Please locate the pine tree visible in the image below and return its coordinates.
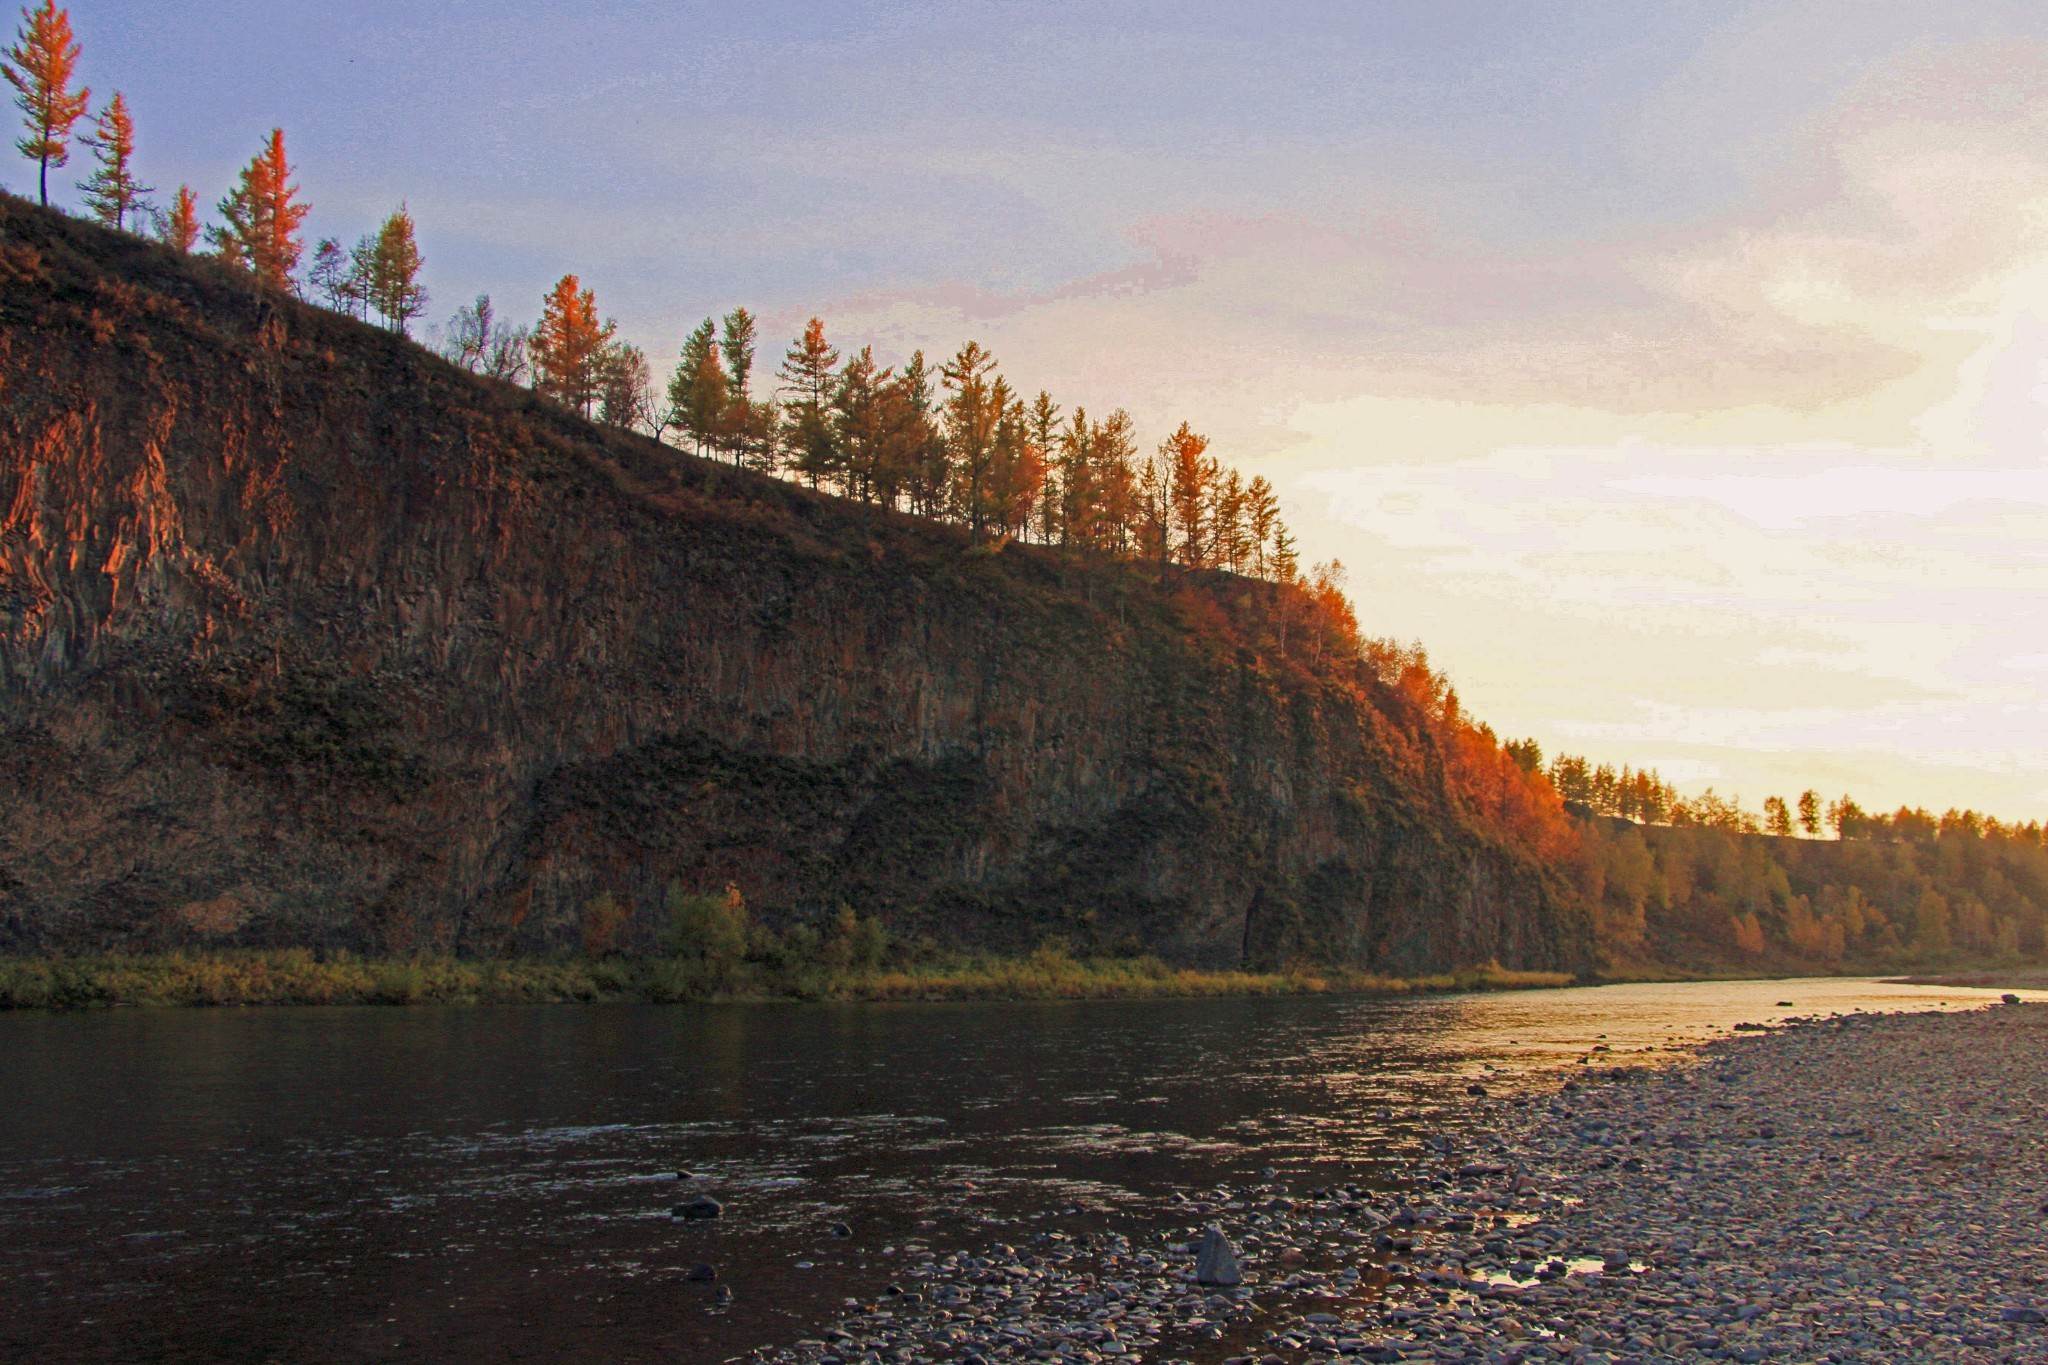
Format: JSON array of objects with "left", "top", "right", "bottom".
[
  {"left": 1270, "top": 523, "right": 1299, "bottom": 583},
  {"left": 156, "top": 183, "right": 198, "bottom": 253},
  {"left": 833, "top": 345, "right": 890, "bottom": 502},
  {"left": 1245, "top": 476, "right": 1279, "bottom": 580},
  {"left": 363, "top": 205, "right": 426, "bottom": 334},
  {"left": 1090, "top": 411, "right": 1139, "bottom": 555},
  {"left": 1211, "top": 468, "right": 1249, "bottom": 573},
  {"left": 720, "top": 307, "right": 757, "bottom": 399},
  {"left": 941, "top": 341, "right": 1002, "bottom": 541},
  {"left": 668, "top": 318, "right": 730, "bottom": 458},
  {"left": 718, "top": 308, "right": 766, "bottom": 467},
  {"left": 1161, "top": 422, "right": 1214, "bottom": 568},
  {"left": 1135, "top": 438, "right": 1169, "bottom": 564},
  {"left": 896, "top": 350, "right": 949, "bottom": 516},
  {"left": 210, "top": 129, "right": 310, "bottom": 291},
  {"left": 77, "top": 91, "right": 148, "bottom": 229},
  {"left": 3, "top": 0, "right": 87, "bottom": 208},
  {"left": 778, "top": 318, "right": 840, "bottom": 488},
  {"left": 530, "top": 274, "right": 614, "bottom": 417}
]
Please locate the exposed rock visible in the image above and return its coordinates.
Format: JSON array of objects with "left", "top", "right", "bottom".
[
  {"left": 0, "top": 198, "right": 1587, "bottom": 974},
  {"left": 1195, "top": 1224, "right": 1242, "bottom": 1286}
]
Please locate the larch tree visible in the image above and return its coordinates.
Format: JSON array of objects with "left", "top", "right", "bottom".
[
  {"left": 364, "top": 205, "right": 426, "bottom": 334},
  {"left": 211, "top": 129, "right": 310, "bottom": 291},
  {"left": 778, "top": 318, "right": 840, "bottom": 488},
  {"left": 1161, "top": 422, "right": 1214, "bottom": 568},
  {"left": 156, "top": 184, "right": 198, "bottom": 252},
  {"left": 832, "top": 345, "right": 890, "bottom": 502},
  {"left": 530, "top": 274, "right": 614, "bottom": 417},
  {"left": 718, "top": 308, "right": 769, "bottom": 468},
  {"left": 1763, "top": 795, "right": 1794, "bottom": 839},
  {"left": 1245, "top": 476, "right": 1280, "bottom": 580},
  {"left": 1797, "top": 789, "right": 1822, "bottom": 838},
  {"left": 3, "top": 0, "right": 86, "bottom": 207},
  {"left": 720, "top": 307, "right": 757, "bottom": 400},
  {"left": 940, "top": 340, "right": 1001, "bottom": 541},
  {"left": 1090, "top": 410, "right": 1139, "bottom": 555},
  {"left": 896, "top": 350, "right": 948, "bottom": 517},
  {"left": 77, "top": 90, "right": 148, "bottom": 228},
  {"left": 668, "top": 318, "right": 730, "bottom": 458},
  {"left": 1024, "top": 391, "right": 1061, "bottom": 543}
]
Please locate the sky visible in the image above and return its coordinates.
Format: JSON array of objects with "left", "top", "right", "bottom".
[{"left": 51, "top": 0, "right": 2048, "bottom": 818}]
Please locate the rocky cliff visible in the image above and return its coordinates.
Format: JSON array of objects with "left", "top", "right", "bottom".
[{"left": 0, "top": 200, "right": 1590, "bottom": 973}]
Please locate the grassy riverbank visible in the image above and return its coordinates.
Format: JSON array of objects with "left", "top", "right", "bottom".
[{"left": 0, "top": 950, "right": 1572, "bottom": 1010}]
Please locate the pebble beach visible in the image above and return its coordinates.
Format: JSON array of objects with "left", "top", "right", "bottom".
[{"left": 752, "top": 1001, "right": 2047, "bottom": 1365}]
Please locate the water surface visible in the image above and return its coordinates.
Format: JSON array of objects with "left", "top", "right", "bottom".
[{"left": 0, "top": 977, "right": 2029, "bottom": 1362}]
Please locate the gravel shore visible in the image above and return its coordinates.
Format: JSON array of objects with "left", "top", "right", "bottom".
[{"left": 751, "top": 1002, "right": 2047, "bottom": 1365}]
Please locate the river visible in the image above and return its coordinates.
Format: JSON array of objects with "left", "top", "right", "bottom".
[{"left": 0, "top": 977, "right": 2031, "bottom": 1363}]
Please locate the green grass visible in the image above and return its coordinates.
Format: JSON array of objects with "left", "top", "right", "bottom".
[{"left": 0, "top": 950, "right": 1573, "bottom": 1010}]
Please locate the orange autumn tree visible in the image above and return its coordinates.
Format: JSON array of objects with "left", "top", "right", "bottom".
[
  {"left": 530, "top": 275, "right": 615, "bottom": 418},
  {"left": 158, "top": 183, "right": 198, "bottom": 252},
  {"left": 212, "top": 128, "right": 310, "bottom": 290},
  {"left": 3, "top": 0, "right": 88, "bottom": 207},
  {"left": 77, "top": 90, "right": 148, "bottom": 229}
]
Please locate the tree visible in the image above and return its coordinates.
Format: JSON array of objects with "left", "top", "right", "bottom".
[
  {"left": 597, "top": 340, "right": 654, "bottom": 431},
  {"left": 1826, "top": 795, "right": 1867, "bottom": 840},
  {"left": 362, "top": 204, "right": 426, "bottom": 334},
  {"left": 1210, "top": 468, "right": 1249, "bottom": 573},
  {"left": 940, "top": 341, "right": 1001, "bottom": 540},
  {"left": 1269, "top": 523, "right": 1299, "bottom": 583},
  {"left": 1161, "top": 422, "right": 1214, "bottom": 568},
  {"left": 1023, "top": 391, "right": 1060, "bottom": 542},
  {"left": 530, "top": 274, "right": 614, "bottom": 417},
  {"left": 778, "top": 318, "right": 840, "bottom": 487},
  {"left": 1763, "top": 795, "right": 1793, "bottom": 838},
  {"left": 441, "top": 294, "right": 528, "bottom": 381},
  {"left": 895, "top": 350, "right": 948, "bottom": 516},
  {"left": 3, "top": 0, "right": 87, "bottom": 207},
  {"left": 720, "top": 307, "right": 757, "bottom": 400},
  {"left": 210, "top": 129, "right": 310, "bottom": 290},
  {"left": 77, "top": 91, "right": 148, "bottom": 229},
  {"left": 1797, "top": 789, "right": 1821, "bottom": 838},
  {"left": 1245, "top": 476, "right": 1280, "bottom": 579},
  {"left": 308, "top": 237, "right": 364, "bottom": 315},
  {"left": 832, "top": 344, "right": 889, "bottom": 501},
  {"left": 669, "top": 317, "right": 730, "bottom": 458},
  {"left": 155, "top": 183, "right": 198, "bottom": 253}
]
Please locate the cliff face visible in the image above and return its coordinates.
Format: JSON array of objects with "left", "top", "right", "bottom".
[{"left": 0, "top": 201, "right": 1591, "bottom": 973}]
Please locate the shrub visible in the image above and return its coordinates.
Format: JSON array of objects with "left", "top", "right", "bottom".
[{"left": 661, "top": 883, "right": 749, "bottom": 972}]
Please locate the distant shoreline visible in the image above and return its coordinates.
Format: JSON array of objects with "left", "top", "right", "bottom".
[{"left": 0, "top": 952, "right": 1574, "bottom": 1010}]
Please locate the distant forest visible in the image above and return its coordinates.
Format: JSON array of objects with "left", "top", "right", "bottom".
[{"left": 11, "top": 0, "right": 2047, "bottom": 974}]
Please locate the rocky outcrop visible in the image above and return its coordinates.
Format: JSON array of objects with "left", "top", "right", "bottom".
[{"left": 0, "top": 199, "right": 1590, "bottom": 972}]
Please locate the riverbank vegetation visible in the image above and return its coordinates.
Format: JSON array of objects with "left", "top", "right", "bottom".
[
  {"left": 0, "top": 886, "right": 1568, "bottom": 1008},
  {"left": 0, "top": 949, "right": 1569, "bottom": 1010}
]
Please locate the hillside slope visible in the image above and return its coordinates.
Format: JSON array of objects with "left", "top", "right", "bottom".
[{"left": 0, "top": 200, "right": 1590, "bottom": 973}]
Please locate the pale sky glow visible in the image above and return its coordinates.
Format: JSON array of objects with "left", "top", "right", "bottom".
[{"left": 61, "top": 0, "right": 2048, "bottom": 817}]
